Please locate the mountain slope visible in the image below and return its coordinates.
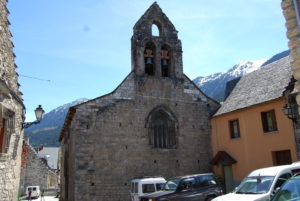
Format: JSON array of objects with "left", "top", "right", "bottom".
[
  {"left": 25, "top": 98, "right": 88, "bottom": 147},
  {"left": 261, "top": 50, "right": 290, "bottom": 67},
  {"left": 193, "top": 59, "right": 267, "bottom": 101}
]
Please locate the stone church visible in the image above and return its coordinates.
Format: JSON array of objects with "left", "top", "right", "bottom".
[{"left": 59, "top": 3, "right": 219, "bottom": 201}]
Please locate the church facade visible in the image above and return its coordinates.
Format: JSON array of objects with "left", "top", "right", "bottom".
[{"left": 59, "top": 3, "right": 219, "bottom": 201}]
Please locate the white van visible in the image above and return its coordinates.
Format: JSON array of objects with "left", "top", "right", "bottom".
[
  {"left": 212, "top": 163, "right": 300, "bottom": 201},
  {"left": 26, "top": 186, "right": 41, "bottom": 199},
  {"left": 130, "top": 177, "right": 166, "bottom": 201}
]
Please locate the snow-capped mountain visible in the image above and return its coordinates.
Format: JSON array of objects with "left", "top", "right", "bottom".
[
  {"left": 25, "top": 98, "right": 88, "bottom": 147},
  {"left": 193, "top": 59, "right": 267, "bottom": 101},
  {"left": 193, "top": 50, "right": 290, "bottom": 101}
]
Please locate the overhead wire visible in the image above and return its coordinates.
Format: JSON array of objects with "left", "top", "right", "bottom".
[{"left": 19, "top": 74, "right": 51, "bottom": 82}]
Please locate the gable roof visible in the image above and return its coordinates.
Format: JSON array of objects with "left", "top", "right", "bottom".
[
  {"left": 133, "top": 2, "right": 177, "bottom": 34},
  {"left": 214, "top": 56, "right": 292, "bottom": 116}
]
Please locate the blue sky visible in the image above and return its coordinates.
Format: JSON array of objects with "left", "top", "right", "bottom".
[{"left": 8, "top": 0, "right": 288, "bottom": 121}]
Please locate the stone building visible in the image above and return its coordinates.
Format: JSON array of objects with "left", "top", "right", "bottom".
[
  {"left": 19, "top": 140, "right": 59, "bottom": 194},
  {"left": 19, "top": 142, "right": 49, "bottom": 194},
  {"left": 282, "top": 0, "right": 300, "bottom": 159},
  {"left": 0, "top": 0, "right": 25, "bottom": 200},
  {"left": 59, "top": 3, "right": 219, "bottom": 201}
]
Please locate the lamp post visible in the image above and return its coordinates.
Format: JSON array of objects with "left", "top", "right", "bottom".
[
  {"left": 22, "top": 105, "right": 45, "bottom": 129},
  {"left": 282, "top": 103, "right": 298, "bottom": 122}
]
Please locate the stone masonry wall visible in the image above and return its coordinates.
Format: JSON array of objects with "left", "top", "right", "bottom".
[
  {"left": 67, "top": 75, "right": 219, "bottom": 201},
  {"left": 0, "top": 0, "right": 24, "bottom": 200},
  {"left": 19, "top": 144, "right": 49, "bottom": 194},
  {"left": 282, "top": 0, "right": 300, "bottom": 159},
  {"left": 0, "top": 0, "right": 21, "bottom": 96},
  {"left": 0, "top": 98, "right": 24, "bottom": 201}
]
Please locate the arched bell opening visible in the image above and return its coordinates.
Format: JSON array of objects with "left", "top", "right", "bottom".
[
  {"left": 144, "top": 42, "right": 156, "bottom": 76},
  {"left": 151, "top": 21, "right": 162, "bottom": 37},
  {"left": 161, "top": 45, "right": 171, "bottom": 77}
]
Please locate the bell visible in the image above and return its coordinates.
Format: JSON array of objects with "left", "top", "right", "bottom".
[
  {"left": 162, "top": 59, "right": 168, "bottom": 66},
  {"left": 146, "top": 57, "right": 153, "bottom": 65}
]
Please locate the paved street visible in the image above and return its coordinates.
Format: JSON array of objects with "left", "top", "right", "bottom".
[{"left": 21, "top": 196, "right": 59, "bottom": 201}]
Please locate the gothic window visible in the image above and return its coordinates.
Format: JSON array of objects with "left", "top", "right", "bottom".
[
  {"left": 144, "top": 42, "right": 155, "bottom": 76},
  {"left": 161, "top": 45, "right": 170, "bottom": 77},
  {"left": 147, "top": 107, "right": 177, "bottom": 149}
]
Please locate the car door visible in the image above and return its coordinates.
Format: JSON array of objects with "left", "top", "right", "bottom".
[
  {"left": 191, "top": 175, "right": 220, "bottom": 201},
  {"left": 172, "top": 177, "right": 199, "bottom": 201}
]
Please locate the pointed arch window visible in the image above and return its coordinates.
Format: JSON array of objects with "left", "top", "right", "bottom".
[
  {"left": 161, "top": 45, "right": 170, "bottom": 77},
  {"left": 144, "top": 42, "right": 155, "bottom": 76},
  {"left": 146, "top": 106, "right": 177, "bottom": 149}
]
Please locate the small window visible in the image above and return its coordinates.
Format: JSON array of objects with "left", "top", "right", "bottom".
[
  {"left": 156, "top": 183, "right": 164, "bottom": 191},
  {"left": 261, "top": 110, "right": 278, "bottom": 133},
  {"left": 229, "top": 119, "right": 240, "bottom": 139},
  {"left": 179, "top": 178, "right": 196, "bottom": 190},
  {"left": 134, "top": 182, "right": 138, "bottom": 193},
  {"left": 131, "top": 182, "right": 134, "bottom": 193},
  {"left": 198, "top": 175, "right": 217, "bottom": 187},
  {"left": 142, "top": 184, "right": 155, "bottom": 193},
  {"left": 272, "top": 150, "right": 292, "bottom": 166},
  {"left": 152, "top": 24, "right": 160, "bottom": 36}
]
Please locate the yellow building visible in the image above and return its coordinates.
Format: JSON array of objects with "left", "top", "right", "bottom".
[{"left": 211, "top": 55, "right": 298, "bottom": 192}]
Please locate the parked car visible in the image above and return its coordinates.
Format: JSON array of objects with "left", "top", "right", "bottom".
[
  {"left": 25, "top": 186, "right": 41, "bottom": 199},
  {"left": 131, "top": 176, "right": 166, "bottom": 201},
  {"left": 212, "top": 164, "right": 300, "bottom": 201},
  {"left": 271, "top": 174, "right": 300, "bottom": 201},
  {"left": 140, "top": 173, "right": 223, "bottom": 201}
]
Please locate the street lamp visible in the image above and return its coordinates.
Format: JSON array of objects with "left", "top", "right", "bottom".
[
  {"left": 22, "top": 105, "right": 45, "bottom": 129},
  {"left": 282, "top": 104, "right": 298, "bottom": 122}
]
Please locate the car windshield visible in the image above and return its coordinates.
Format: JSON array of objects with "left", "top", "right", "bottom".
[
  {"left": 272, "top": 177, "right": 300, "bottom": 201},
  {"left": 236, "top": 176, "right": 274, "bottom": 194},
  {"left": 164, "top": 178, "right": 181, "bottom": 191}
]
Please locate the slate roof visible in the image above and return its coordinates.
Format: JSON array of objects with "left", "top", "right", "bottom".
[{"left": 214, "top": 56, "right": 292, "bottom": 116}]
